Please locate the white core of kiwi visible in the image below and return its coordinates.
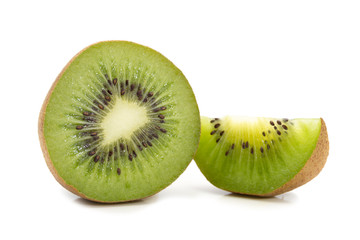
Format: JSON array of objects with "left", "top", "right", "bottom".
[
  {"left": 224, "top": 116, "right": 260, "bottom": 127},
  {"left": 100, "top": 97, "right": 149, "bottom": 145}
]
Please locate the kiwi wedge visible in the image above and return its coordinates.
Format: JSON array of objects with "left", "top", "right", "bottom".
[
  {"left": 194, "top": 116, "right": 329, "bottom": 196},
  {"left": 38, "top": 41, "right": 200, "bottom": 203}
]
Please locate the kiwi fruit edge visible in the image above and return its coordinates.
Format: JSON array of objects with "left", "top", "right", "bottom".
[
  {"left": 260, "top": 118, "right": 328, "bottom": 196},
  {"left": 194, "top": 116, "right": 329, "bottom": 197},
  {"left": 39, "top": 41, "right": 200, "bottom": 203}
]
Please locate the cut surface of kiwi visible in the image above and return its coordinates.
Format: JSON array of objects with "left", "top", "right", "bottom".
[
  {"left": 39, "top": 41, "right": 200, "bottom": 203},
  {"left": 194, "top": 116, "right": 329, "bottom": 196}
]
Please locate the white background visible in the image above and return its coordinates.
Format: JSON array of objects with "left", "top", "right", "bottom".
[{"left": 1, "top": 0, "right": 359, "bottom": 239}]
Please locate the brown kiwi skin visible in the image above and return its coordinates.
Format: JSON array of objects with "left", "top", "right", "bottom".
[
  {"left": 228, "top": 118, "right": 329, "bottom": 197},
  {"left": 38, "top": 41, "right": 197, "bottom": 203}
]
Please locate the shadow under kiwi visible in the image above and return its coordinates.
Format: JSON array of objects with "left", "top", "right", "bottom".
[
  {"left": 192, "top": 183, "right": 298, "bottom": 204},
  {"left": 61, "top": 188, "right": 159, "bottom": 207},
  {"left": 222, "top": 191, "right": 298, "bottom": 204},
  {"left": 74, "top": 194, "right": 159, "bottom": 207}
]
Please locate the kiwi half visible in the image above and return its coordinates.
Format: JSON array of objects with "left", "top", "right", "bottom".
[
  {"left": 194, "top": 116, "right": 329, "bottom": 196},
  {"left": 38, "top": 41, "right": 200, "bottom": 203}
]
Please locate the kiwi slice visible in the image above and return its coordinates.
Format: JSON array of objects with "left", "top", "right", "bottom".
[
  {"left": 194, "top": 116, "right": 329, "bottom": 196},
  {"left": 38, "top": 41, "right": 200, "bottom": 203}
]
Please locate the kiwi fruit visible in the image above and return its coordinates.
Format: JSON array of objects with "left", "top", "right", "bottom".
[
  {"left": 194, "top": 116, "right": 329, "bottom": 196},
  {"left": 38, "top": 41, "right": 200, "bottom": 203}
]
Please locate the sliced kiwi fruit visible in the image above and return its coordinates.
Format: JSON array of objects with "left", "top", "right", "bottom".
[
  {"left": 194, "top": 116, "right": 329, "bottom": 196},
  {"left": 38, "top": 41, "right": 200, "bottom": 203}
]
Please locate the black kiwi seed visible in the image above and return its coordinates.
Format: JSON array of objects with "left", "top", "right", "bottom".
[
  {"left": 210, "top": 119, "right": 215, "bottom": 123},
  {"left": 85, "top": 117, "right": 96, "bottom": 122},
  {"left": 152, "top": 133, "right": 159, "bottom": 139},
  {"left": 245, "top": 141, "right": 249, "bottom": 148},
  {"left": 158, "top": 114, "right": 165, "bottom": 119},
  {"left": 109, "top": 151, "right": 113, "bottom": 157},
  {"left": 159, "top": 128, "right": 167, "bottom": 133},
  {"left": 270, "top": 121, "right": 275, "bottom": 126},
  {"left": 159, "top": 120, "right": 165, "bottom": 123},
  {"left": 130, "top": 84, "right": 135, "bottom": 91},
  {"left": 147, "top": 92, "right": 154, "bottom": 97},
  {"left": 214, "top": 123, "right": 220, "bottom": 128},
  {"left": 147, "top": 141, "right": 152, "bottom": 147},
  {"left": 137, "top": 89, "right": 142, "bottom": 96},
  {"left": 277, "top": 130, "right": 281, "bottom": 135},
  {"left": 267, "top": 144, "right": 270, "bottom": 150},
  {"left": 88, "top": 150, "right": 96, "bottom": 156},
  {"left": 128, "top": 154, "right": 133, "bottom": 161},
  {"left": 274, "top": 126, "right": 277, "bottom": 130},
  {"left": 283, "top": 118, "right": 289, "bottom": 123},
  {"left": 142, "top": 141, "right": 148, "bottom": 148},
  {"left": 107, "top": 89, "right": 112, "bottom": 95},
  {"left": 83, "top": 111, "right": 90, "bottom": 116},
  {"left": 225, "top": 151, "right": 229, "bottom": 156},
  {"left": 282, "top": 125, "right": 288, "bottom": 130},
  {"left": 250, "top": 148, "right": 254, "bottom": 154},
  {"left": 220, "top": 131, "right": 225, "bottom": 136},
  {"left": 113, "top": 78, "right": 118, "bottom": 85},
  {"left": 210, "top": 130, "right": 217, "bottom": 135},
  {"left": 125, "top": 80, "right": 129, "bottom": 86},
  {"left": 98, "top": 104, "right": 104, "bottom": 110},
  {"left": 260, "top": 147, "right": 264, "bottom": 153},
  {"left": 277, "top": 120, "right": 282, "bottom": 125},
  {"left": 120, "top": 143, "right": 125, "bottom": 151},
  {"left": 76, "top": 125, "right": 84, "bottom": 130},
  {"left": 94, "top": 155, "right": 100, "bottom": 162},
  {"left": 132, "top": 151, "right": 137, "bottom": 158},
  {"left": 231, "top": 144, "right": 235, "bottom": 149},
  {"left": 262, "top": 131, "right": 266, "bottom": 137},
  {"left": 160, "top": 106, "right": 166, "bottom": 110},
  {"left": 121, "top": 88, "right": 125, "bottom": 95},
  {"left": 117, "top": 168, "right": 121, "bottom": 175},
  {"left": 137, "top": 145, "right": 143, "bottom": 151},
  {"left": 242, "top": 142, "right": 246, "bottom": 149},
  {"left": 105, "top": 95, "right": 111, "bottom": 101},
  {"left": 216, "top": 138, "right": 221, "bottom": 143},
  {"left": 90, "top": 132, "right": 97, "bottom": 136}
]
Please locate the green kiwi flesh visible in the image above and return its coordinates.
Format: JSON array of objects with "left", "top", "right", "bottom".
[
  {"left": 195, "top": 116, "right": 329, "bottom": 196},
  {"left": 39, "top": 41, "right": 200, "bottom": 202}
]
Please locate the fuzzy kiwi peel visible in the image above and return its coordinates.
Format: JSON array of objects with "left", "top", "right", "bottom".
[
  {"left": 194, "top": 116, "right": 329, "bottom": 197},
  {"left": 39, "top": 41, "right": 200, "bottom": 203}
]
